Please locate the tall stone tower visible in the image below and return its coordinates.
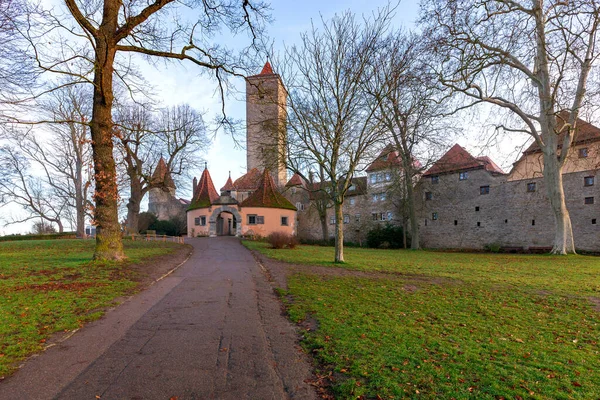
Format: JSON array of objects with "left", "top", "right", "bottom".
[
  {"left": 148, "top": 157, "right": 179, "bottom": 220},
  {"left": 246, "top": 61, "right": 287, "bottom": 186}
]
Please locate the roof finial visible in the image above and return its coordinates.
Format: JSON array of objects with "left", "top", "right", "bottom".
[
  {"left": 229, "top": 170, "right": 231, "bottom": 177},
  {"left": 204, "top": 161, "right": 207, "bottom": 170}
]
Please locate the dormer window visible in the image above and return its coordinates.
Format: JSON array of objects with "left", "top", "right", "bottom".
[
  {"left": 579, "top": 148, "right": 589, "bottom": 158},
  {"left": 527, "top": 182, "right": 536, "bottom": 192},
  {"left": 459, "top": 172, "right": 468, "bottom": 181}
]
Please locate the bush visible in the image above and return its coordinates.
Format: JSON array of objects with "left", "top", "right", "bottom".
[
  {"left": 366, "top": 224, "right": 409, "bottom": 249},
  {"left": 267, "top": 232, "right": 298, "bottom": 249},
  {"left": 484, "top": 243, "right": 502, "bottom": 253},
  {"left": 148, "top": 219, "right": 178, "bottom": 236},
  {"left": 0, "top": 232, "right": 77, "bottom": 242}
]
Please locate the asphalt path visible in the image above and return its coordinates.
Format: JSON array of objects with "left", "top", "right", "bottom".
[{"left": 0, "top": 237, "right": 316, "bottom": 400}]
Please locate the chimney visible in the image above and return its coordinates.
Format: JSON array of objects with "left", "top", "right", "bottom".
[{"left": 192, "top": 177, "right": 198, "bottom": 194}]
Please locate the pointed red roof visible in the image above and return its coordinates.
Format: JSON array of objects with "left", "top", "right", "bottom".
[
  {"left": 233, "top": 168, "right": 262, "bottom": 190},
  {"left": 524, "top": 111, "right": 600, "bottom": 154},
  {"left": 260, "top": 61, "right": 274, "bottom": 75},
  {"left": 286, "top": 172, "right": 305, "bottom": 187},
  {"left": 188, "top": 168, "right": 220, "bottom": 210},
  {"left": 152, "top": 157, "right": 175, "bottom": 188},
  {"left": 220, "top": 174, "right": 235, "bottom": 192},
  {"left": 240, "top": 169, "right": 296, "bottom": 210},
  {"left": 424, "top": 144, "right": 503, "bottom": 176}
]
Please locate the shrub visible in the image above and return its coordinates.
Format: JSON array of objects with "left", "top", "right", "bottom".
[
  {"left": 484, "top": 242, "right": 502, "bottom": 253},
  {"left": 366, "top": 224, "right": 409, "bottom": 249},
  {"left": 148, "top": 219, "right": 178, "bottom": 236},
  {"left": 267, "top": 232, "right": 298, "bottom": 249}
]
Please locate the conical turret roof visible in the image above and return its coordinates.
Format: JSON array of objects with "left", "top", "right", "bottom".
[
  {"left": 220, "top": 173, "right": 235, "bottom": 192},
  {"left": 188, "top": 167, "right": 220, "bottom": 210},
  {"left": 240, "top": 169, "right": 297, "bottom": 210},
  {"left": 152, "top": 157, "right": 175, "bottom": 188}
]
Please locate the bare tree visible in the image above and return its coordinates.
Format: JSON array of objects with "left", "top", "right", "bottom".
[
  {"left": 421, "top": 0, "right": 600, "bottom": 254},
  {"left": 0, "top": 146, "right": 68, "bottom": 232},
  {"left": 367, "top": 31, "right": 452, "bottom": 250},
  {"left": 284, "top": 9, "right": 392, "bottom": 262},
  {"left": 115, "top": 103, "right": 208, "bottom": 233},
  {"left": 18, "top": 0, "right": 270, "bottom": 259}
]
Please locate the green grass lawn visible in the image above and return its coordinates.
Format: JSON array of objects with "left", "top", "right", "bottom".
[
  {"left": 0, "top": 239, "right": 181, "bottom": 377},
  {"left": 245, "top": 241, "right": 600, "bottom": 399}
]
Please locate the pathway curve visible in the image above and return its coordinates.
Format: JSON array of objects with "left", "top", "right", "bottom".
[{"left": 0, "top": 237, "right": 316, "bottom": 400}]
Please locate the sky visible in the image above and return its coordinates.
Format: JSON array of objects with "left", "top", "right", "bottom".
[{"left": 1, "top": 0, "right": 530, "bottom": 235}]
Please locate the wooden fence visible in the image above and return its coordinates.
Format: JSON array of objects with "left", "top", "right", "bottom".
[{"left": 130, "top": 231, "right": 185, "bottom": 244}]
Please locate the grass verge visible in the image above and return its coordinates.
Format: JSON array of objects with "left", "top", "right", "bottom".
[
  {"left": 246, "top": 241, "right": 600, "bottom": 399},
  {"left": 0, "top": 239, "right": 182, "bottom": 378}
]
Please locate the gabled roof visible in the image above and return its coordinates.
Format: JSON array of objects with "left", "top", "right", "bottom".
[
  {"left": 307, "top": 176, "right": 368, "bottom": 200},
  {"left": 286, "top": 172, "right": 305, "bottom": 187},
  {"left": 152, "top": 157, "right": 175, "bottom": 188},
  {"left": 233, "top": 168, "right": 262, "bottom": 191},
  {"left": 221, "top": 174, "right": 235, "bottom": 192},
  {"left": 424, "top": 144, "right": 504, "bottom": 176},
  {"left": 188, "top": 168, "right": 220, "bottom": 210},
  {"left": 524, "top": 111, "right": 600, "bottom": 154},
  {"left": 260, "top": 61, "right": 274, "bottom": 75},
  {"left": 239, "top": 169, "right": 297, "bottom": 210},
  {"left": 366, "top": 144, "right": 422, "bottom": 172}
]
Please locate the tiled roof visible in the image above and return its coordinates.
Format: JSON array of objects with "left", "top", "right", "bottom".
[
  {"left": 188, "top": 168, "right": 220, "bottom": 210},
  {"left": 152, "top": 157, "right": 175, "bottom": 188},
  {"left": 233, "top": 168, "right": 262, "bottom": 190},
  {"left": 286, "top": 172, "right": 305, "bottom": 187},
  {"left": 524, "top": 111, "right": 600, "bottom": 154},
  {"left": 307, "top": 176, "right": 367, "bottom": 200},
  {"left": 220, "top": 174, "right": 235, "bottom": 192},
  {"left": 424, "top": 144, "right": 504, "bottom": 176},
  {"left": 260, "top": 61, "right": 274, "bottom": 75},
  {"left": 239, "top": 169, "right": 297, "bottom": 210},
  {"left": 366, "top": 144, "right": 422, "bottom": 172}
]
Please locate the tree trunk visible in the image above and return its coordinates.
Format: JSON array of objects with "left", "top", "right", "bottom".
[
  {"left": 126, "top": 178, "right": 143, "bottom": 233},
  {"left": 319, "top": 211, "right": 329, "bottom": 241},
  {"left": 90, "top": 5, "right": 124, "bottom": 260},
  {"left": 543, "top": 149, "right": 576, "bottom": 254},
  {"left": 75, "top": 156, "right": 86, "bottom": 238},
  {"left": 404, "top": 170, "right": 420, "bottom": 250},
  {"left": 334, "top": 201, "right": 344, "bottom": 262}
]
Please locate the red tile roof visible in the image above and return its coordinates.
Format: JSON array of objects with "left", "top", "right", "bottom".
[
  {"left": 286, "top": 172, "right": 305, "bottom": 187},
  {"left": 151, "top": 157, "right": 175, "bottom": 188},
  {"left": 240, "top": 169, "right": 296, "bottom": 210},
  {"left": 188, "top": 168, "right": 220, "bottom": 210},
  {"left": 366, "top": 144, "right": 422, "bottom": 172},
  {"left": 424, "top": 144, "right": 504, "bottom": 176},
  {"left": 260, "top": 61, "right": 274, "bottom": 75},
  {"left": 220, "top": 174, "right": 235, "bottom": 192},
  {"left": 524, "top": 111, "right": 600, "bottom": 154},
  {"left": 233, "top": 168, "right": 262, "bottom": 190}
]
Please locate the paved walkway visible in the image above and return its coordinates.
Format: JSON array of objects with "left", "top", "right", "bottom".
[{"left": 0, "top": 238, "right": 316, "bottom": 400}]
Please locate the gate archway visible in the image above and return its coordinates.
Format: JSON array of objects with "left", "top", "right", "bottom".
[{"left": 209, "top": 206, "right": 242, "bottom": 237}]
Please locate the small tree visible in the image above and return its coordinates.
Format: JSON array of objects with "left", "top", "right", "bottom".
[
  {"left": 421, "top": 0, "right": 600, "bottom": 254},
  {"left": 284, "top": 9, "right": 392, "bottom": 262}
]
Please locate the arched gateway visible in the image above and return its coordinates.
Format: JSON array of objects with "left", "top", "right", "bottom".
[{"left": 208, "top": 206, "right": 242, "bottom": 237}]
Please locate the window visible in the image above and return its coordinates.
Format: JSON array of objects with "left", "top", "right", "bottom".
[
  {"left": 432, "top": 212, "right": 438, "bottom": 221},
  {"left": 454, "top": 220, "right": 458, "bottom": 226},
  {"left": 380, "top": 192, "right": 386, "bottom": 201},
  {"left": 372, "top": 213, "right": 378, "bottom": 221},
  {"left": 527, "top": 182, "right": 536, "bottom": 192},
  {"left": 459, "top": 171, "right": 468, "bottom": 181},
  {"left": 194, "top": 217, "right": 200, "bottom": 226},
  {"left": 343, "top": 214, "right": 350, "bottom": 224},
  {"left": 200, "top": 216, "right": 206, "bottom": 226},
  {"left": 291, "top": 187, "right": 296, "bottom": 194},
  {"left": 330, "top": 216, "right": 336, "bottom": 225},
  {"left": 505, "top": 219, "right": 508, "bottom": 224},
  {"left": 296, "top": 202, "right": 305, "bottom": 211},
  {"left": 372, "top": 194, "right": 378, "bottom": 203},
  {"left": 385, "top": 172, "right": 391, "bottom": 182},
  {"left": 585, "top": 196, "right": 595, "bottom": 205},
  {"left": 380, "top": 212, "right": 387, "bottom": 221},
  {"left": 477, "top": 222, "right": 481, "bottom": 227},
  {"left": 355, "top": 214, "right": 361, "bottom": 222},
  {"left": 592, "top": 219, "right": 597, "bottom": 225},
  {"left": 281, "top": 216, "right": 288, "bottom": 226},
  {"left": 349, "top": 198, "right": 355, "bottom": 205},
  {"left": 532, "top": 220, "right": 535, "bottom": 226},
  {"left": 377, "top": 173, "right": 384, "bottom": 182},
  {"left": 480, "top": 185, "right": 490, "bottom": 195},
  {"left": 584, "top": 176, "right": 595, "bottom": 187},
  {"left": 387, "top": 211, "right": 393, "bottom": 221},
  {"left": 248, "top": 215, "right": 257, "bottom": 225},
  {"left": 257, "top": 216, "right": 264, "bottom": 224},
  {"left": 425, "top": 192, "right": 433, "bottom": 201},
  {"left": 370, "top": 174, "right": 377, "bottom": 184},
  {"left": 349, "top": 184, "right": 356, "bottom": 191},
  {"left": 579, "top": 147, "right": 589, "bottom": 158},
  {"left": 475, "top": 206, "right": 480, "bottom": 212},
  {"left": 431, "top": 176, "right": 439, "bottom": 184}
]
